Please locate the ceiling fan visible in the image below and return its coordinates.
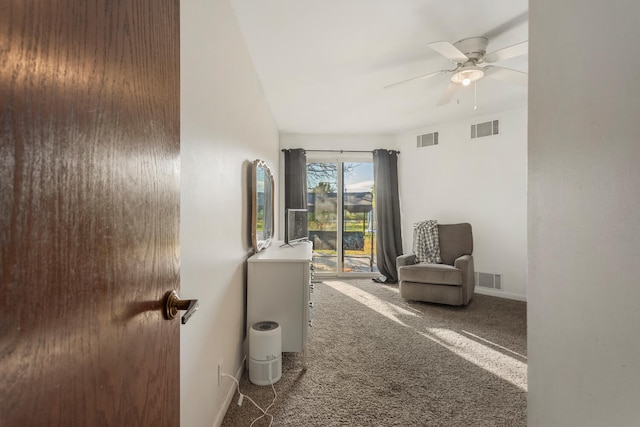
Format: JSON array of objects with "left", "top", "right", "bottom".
[{"left": 385, "top": 37, "right": 528, "bottom": 106}]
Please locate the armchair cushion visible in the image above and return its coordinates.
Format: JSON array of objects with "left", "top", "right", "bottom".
[
  {"left": 398, "top": 263, "right": 462, "bottom": 285},
  {"left": 438, "top": 223, "right": 473, "bottom": 265}
]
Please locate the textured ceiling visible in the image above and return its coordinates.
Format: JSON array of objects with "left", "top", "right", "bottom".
[{"left": 230, "top": 0, "right": 528, "bottom": 134}]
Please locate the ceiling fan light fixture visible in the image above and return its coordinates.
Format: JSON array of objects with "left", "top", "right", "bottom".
[{"left": 451, "top": 66, "right": 484, "bottom": 86}]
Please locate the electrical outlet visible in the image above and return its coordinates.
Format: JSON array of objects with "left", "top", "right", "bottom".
[{"left": 217, "top": 359, "right": 223, "bottom": 387}]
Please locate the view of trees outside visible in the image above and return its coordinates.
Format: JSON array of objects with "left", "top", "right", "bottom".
[{"left": 307, "top": 161, "right": 378, "bottom": 273}]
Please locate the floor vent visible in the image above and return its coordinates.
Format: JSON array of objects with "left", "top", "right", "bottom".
[
  {"left": 417, "top": 131, "right": 438, "bottom": 148},
  {"left": 471, "top": 119, "right": 500, "bottom": 139},
  {"left": 477, "top": 272, "right": 502, "bottom": 290}
]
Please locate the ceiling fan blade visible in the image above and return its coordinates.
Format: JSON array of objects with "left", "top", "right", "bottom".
[
  {"left": 384, "top": 69, "right": 448, "bottom": 89},
  {"left": 484, "top": 41, "right": 528, "bottom": 63},
  {"left": 483, "top": 66, "right": 528, "bottom": 87},
  {"left": 483, "top": 11, "right": 528, "bottom": 41},
  {"left": 428, "top": 41, "right": 469, "bottom": 63},
  {"left": 436, "top": 82, "right": 460, "bottom": 106}
]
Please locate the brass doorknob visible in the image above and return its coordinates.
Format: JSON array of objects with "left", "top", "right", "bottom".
[{"left": 164, "top": 290, "right": 199, "bottom": 324}]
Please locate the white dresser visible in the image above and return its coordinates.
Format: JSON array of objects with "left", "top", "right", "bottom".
[{"left": 247, "top": 241, "right": 314, "bottom": 366}]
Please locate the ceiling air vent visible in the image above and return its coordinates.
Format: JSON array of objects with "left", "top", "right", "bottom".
[
  {"left": 417, "top": 131, "right": 438, "bottom": 148},
  {"left": 471, "top": 119, "right": 500, "bottom": 139}
]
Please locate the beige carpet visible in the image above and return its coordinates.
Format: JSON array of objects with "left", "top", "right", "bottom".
[{"left": 222, "top": 278, "right": 527, "bottom": 426}]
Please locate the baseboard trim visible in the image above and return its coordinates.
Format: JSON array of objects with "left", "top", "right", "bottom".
[
  {"left": 474, "top": 287, "right": 527, "bottom": 302},
  {"left": 213, "top": 355, "right": 247, "bottom": 427}
]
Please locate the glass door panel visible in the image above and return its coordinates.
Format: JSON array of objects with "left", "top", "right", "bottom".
[
  {"left": 343, "top": 162, "right": 378, "bottom": 273},
  {"left": 307, "top": 161, "right": 338, "bottom": 273}
]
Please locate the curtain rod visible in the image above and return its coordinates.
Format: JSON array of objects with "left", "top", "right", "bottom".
[{"left": 281, "top": 149, "right": 400, "bottom": 154}]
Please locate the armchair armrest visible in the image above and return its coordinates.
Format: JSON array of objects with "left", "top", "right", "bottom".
[
  {"left": 454, "top": 255, "right": 475, "bottom": 304},
  {"left": 396, "top": 253, "right": 417, "bottom": 268},
  {"left": 396, "top": 253, "right": 417, "bottom": 282}
]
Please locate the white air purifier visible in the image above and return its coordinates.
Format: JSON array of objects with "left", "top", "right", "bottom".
[{"left": 249, "top": 321, "right": 282, "bottom": 386}]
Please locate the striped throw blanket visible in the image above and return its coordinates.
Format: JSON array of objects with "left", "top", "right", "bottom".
[{"left": 414, "top": 220, "right": 442, "bottom": 264}]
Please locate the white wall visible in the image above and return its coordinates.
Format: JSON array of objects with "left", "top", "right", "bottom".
[
  {"left": 396, "top": 107, "right": 527, "bottom": 300},
  {"left": 180, "top": 0, "right": 279, "bottom": 426},
  {"left": 528, "top": 2, "right": 640, "bottom": 426}
]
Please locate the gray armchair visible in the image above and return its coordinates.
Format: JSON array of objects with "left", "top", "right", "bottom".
[{"left": 397, "top": 223, "right": 475, "bottom": 306}]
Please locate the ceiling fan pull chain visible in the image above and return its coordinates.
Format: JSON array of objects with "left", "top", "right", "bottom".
[{"left": 474, "top": 80, "right": 478, "bottom": 111}]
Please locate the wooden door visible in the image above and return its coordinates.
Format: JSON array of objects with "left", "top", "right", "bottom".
[{"left": 0, "top": 1, "right": 180, "bottom": 425}]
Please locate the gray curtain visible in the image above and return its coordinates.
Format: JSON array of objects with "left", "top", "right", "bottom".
[
  {"left": 283, "top": 149, "right": 307, "bottom": 210},
  {"left": 373, "top": 149, "right": 403, "bottom": 283}
]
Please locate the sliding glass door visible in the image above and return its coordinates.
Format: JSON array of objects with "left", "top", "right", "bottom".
[
  {"left": 307, "top": 156, "right": 378, "bottom": 276},
  {"left": 307, "top": 161, "right": 338, "bottom": 272}
]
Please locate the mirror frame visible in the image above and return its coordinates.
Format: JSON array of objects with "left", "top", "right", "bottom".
[{"left": 251, "top": 159, "right": 274, "bottom": 252}]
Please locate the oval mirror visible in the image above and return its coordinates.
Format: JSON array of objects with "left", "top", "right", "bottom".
[{"left": 251, "top": 159, "right": 274, "bottom": 252}]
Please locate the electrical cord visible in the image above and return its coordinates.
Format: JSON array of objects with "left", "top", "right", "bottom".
[{"left": 221, "top": 373, "right": 277, "bottom": 427}]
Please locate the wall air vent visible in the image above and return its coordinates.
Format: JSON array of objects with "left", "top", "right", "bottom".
[
  {"left": 417, "top": 131, "right": 438, "bottom": 148},
  {"left": 476, "top": 272, "right": 502, "bottom": 290},
  {"left": 471, "top": 119, "right": 500, "bottom": 139}
]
